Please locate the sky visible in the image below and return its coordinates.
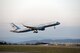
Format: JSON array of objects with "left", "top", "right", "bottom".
[{"left": 0, "top": 0, "right": 80, "bottom": 43}]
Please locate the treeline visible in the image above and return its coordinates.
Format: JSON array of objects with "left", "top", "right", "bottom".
[
  {"left": 0, "top": 41, "right": 80, "bottom": 47},
  {"left": 0, "top": 41, "right": 12, "bottom": 45},
  {"left": 25, "top": 42, "right": 49, "bottom": 45},
  {"left": 0, "top": 41, "right": 49, "bottom": 45},
  {"left": 0, "top": 41, "right": 7, "bottom": 45}
]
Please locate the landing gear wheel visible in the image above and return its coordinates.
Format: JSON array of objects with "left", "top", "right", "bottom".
[{"left": 33, "top": 30, "right": 38, "bottom": 33}]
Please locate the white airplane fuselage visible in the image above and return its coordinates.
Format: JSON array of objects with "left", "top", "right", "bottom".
[{"left": 10, "top": 21, "right": 60, "bottom": 33}]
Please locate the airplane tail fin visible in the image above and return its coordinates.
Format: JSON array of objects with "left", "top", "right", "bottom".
[{"left": 10, "top": 23, "right": 20, "bottom": 30}]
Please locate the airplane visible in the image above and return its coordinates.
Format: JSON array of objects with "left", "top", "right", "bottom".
[{"left": 10, "top": 21, "right": 60, "bottom": 33}]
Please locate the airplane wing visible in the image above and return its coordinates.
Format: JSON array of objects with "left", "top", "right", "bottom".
[
  {"left": 22, "top": 24, "right": 35, "bottom": 29},
  {"left": 22, "top": 22, "right": 60, "bottom": 30}
]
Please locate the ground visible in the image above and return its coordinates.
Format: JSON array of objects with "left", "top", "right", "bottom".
[{"left": 0, "top": 45, "right": 80, "bottom": 53}]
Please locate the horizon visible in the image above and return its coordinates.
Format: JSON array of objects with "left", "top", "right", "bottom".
[{"left": 0, "top": 38, "right": 80, "bottom": 43}]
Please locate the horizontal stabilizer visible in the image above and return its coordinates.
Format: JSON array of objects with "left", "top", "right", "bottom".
[{"left": 10, "top": 23, "right": 20, "bottom": 30}]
